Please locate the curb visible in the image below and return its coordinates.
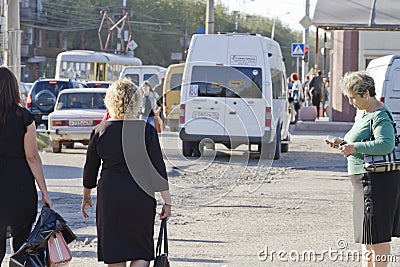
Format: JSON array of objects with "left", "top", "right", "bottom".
[{"left": 294, "top": 121, "right": 353, "bottom": 132}]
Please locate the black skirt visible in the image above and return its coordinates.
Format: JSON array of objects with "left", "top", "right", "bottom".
[
  {"left": 350, "top": 171, "right": 400, "bottom": 244},
  {"left": 96, "top": 174, "right": 156, "bottom": 263}
]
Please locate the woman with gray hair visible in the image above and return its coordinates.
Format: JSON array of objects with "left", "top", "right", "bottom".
[
  {"left": 326, "top": 71, "right": 400, "bottom": 266},
  {"left": 81, "top": 79, "right": 171, "bottom": 267}
]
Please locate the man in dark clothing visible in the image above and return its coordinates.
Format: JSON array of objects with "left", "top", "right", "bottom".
[{"left": 309, "top": 70, "right": 324, "bottom": 119}]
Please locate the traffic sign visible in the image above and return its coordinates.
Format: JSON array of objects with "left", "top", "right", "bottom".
[
  {"left": 299, "top": 15, "right": 312, "bottom": 29},
  {"left": 291, "top": 43, "right": 305, "bottom": 57}
]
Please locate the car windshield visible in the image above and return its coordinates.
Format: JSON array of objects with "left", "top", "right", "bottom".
[{"left": 56, "top": 92, "right": 106, "bottom": 110}]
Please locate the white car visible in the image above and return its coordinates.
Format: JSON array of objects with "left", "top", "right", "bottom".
[{"left": 48, "top": 88, "right": 107, "bottom": 153}]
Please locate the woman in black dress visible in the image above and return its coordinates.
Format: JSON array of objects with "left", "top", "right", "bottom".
[
  {"left": 81, "top": 79, "right": 171, "bottom": 267},
  {"left": 0, "top": 66, "right": 52, "bottom": 264}
]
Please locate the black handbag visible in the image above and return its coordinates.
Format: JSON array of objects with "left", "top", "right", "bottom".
[
  {"left": 9, "top": 205, "right": 76, "bottom": 267},
  {"left": 153, "top": 219, "right": 170, "bottom": 267},
  {"left": 363, "top": 111, "right": 400, "bottom": 172}
]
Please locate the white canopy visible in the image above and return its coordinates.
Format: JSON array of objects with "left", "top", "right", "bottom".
[{"left": 312, "top": 0, "right": 400, "bottom": 30}]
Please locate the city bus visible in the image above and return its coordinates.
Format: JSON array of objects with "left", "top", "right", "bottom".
[{"left": 55, "top": 50, "right": 142, "bottom": 82}]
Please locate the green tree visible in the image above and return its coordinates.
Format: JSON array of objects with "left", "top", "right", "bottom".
[{"left": 37, "top": 0, "right": 322, "bottom": 76}]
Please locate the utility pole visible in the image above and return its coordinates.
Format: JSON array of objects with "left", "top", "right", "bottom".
[
  {"left": 234, "top": 11, "right": 240, "bottom": 32},
  {"left": 183, "top": 13, "right": 188, "bottom": 59},
  {"left": 205, "top": 0, "right": 214, "bottom": 34},
  {"left": 271, "top": 12, "right": 290, "bottom": 40},
  {"left": 302, "top": 0, "right": 310, "bottom": 81},
  {"left": 4, "top": 0, "right": 21, "bottom": 82}
]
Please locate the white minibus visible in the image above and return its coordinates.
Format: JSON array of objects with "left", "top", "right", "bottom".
[
  {"left": 367, "top": 55, "right": 400, "bottom": 133},
  {"left": 179, "top": 33, "right": 290, "bottom": 159}
]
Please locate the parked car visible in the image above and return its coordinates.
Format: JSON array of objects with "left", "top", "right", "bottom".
[
  {"left": 26, "top": 79, "right": 87, "bottom": 128},
  {"left": 85, "top": 81, "right": 112, "bottom": 88},
  {"left": 48, "top": 88, "right": 107, "bottom": 153}
]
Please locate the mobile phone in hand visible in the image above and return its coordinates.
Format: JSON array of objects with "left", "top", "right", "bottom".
[
  {"left": 325, "top": 135, "right": 346, "bottom": 148},
  {"left": 325, "top": 135, "right": 339, "bottom": 148}
]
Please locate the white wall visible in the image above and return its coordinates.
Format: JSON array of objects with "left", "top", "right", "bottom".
[{"left": 359, "top": 31, "right": 400, "bottom": 70}]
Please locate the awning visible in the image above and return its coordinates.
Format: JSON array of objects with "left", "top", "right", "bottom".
[{"left": 312, "top": 0, "right": 400, "bottom": 30}]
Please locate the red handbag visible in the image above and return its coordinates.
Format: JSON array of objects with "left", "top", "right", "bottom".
[{"left": 46, "top": 231, "right": 72, "bottom": 267}]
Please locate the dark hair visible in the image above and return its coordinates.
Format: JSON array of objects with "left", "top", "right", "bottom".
[{"left": 0, "top": 66, "right": 21, "bottom": 127}]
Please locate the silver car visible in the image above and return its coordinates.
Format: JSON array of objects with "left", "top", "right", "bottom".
[{"left": 48, "top": 88, "right": 107, "bottom": 153}]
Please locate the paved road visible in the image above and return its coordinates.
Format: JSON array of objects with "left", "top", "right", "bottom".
[{"left": 3, "top": 129, "right": 400, "bottom": 266}]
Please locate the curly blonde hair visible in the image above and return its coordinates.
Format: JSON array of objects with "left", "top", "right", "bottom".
[{"left": 105, "top": 79, "right": 142, "bottom": 119}]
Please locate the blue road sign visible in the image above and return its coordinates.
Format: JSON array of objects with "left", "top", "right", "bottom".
[{"left": 291, "top": 43, "right": 305, "bottom": 57}]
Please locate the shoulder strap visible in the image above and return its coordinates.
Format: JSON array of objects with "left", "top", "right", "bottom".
[
  {"left": 370, "top": 109, "right": 399, "bottom": 145},
  {"left": 369, "top": 116, "right": 375, "bottom": 141},
  {"left": 383, "top": 110, "right": 398, "bottom": 135},
  {"left": 385, "top": 110, "right": 400, "bottom": 146}
]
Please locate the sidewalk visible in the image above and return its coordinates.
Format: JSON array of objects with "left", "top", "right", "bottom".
[{"left": 294, "top": 116, "right": 353, "bottom": 132}]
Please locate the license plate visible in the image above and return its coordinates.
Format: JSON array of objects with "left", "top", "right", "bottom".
[
  {"left": 42, "top": 115, "right": 48, "bottom": 120},
  {"left": 69, "top": 120, "right": 93, "bottom": 127},
  {"left": 192, "top": 111, "right": 219, "bottom": 120},
  {"left": 393, "top": 114, "right": 400, "bottom": 122}
]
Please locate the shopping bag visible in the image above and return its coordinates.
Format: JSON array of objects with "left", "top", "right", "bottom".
[{"left": 46, "top": 231, "right": 72, "bottom": 267}]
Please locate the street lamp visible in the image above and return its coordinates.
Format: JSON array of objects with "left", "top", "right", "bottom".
[{"left": 271, "top": 12, "right": 290, "bottom": 40}]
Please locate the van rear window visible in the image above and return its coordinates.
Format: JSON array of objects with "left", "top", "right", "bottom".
[
  {"left": 190, "top": 66, "right": 262, "bottom": 98},
  {"left": 391, "top": 68, "right": 400, "bottom": 91},
  {"left": 125, "top": 74, "right": 139, "bottom": 86},
  {"left": 170, "top": 74, "right": 183, "bottom": 91},
  {"left": 34, "top": 81, "right": 71, "bottom": 95},
  {"left": 144, "top": 74, "right": 160, "bottom": 88}
]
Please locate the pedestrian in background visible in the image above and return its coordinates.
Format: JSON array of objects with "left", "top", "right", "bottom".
[
  {"left": 326, "top": 71, "right": 400, "bottom": 267},
  {"left": 323, "top": 77, "right": 330, "bottom": 117},
  {"left": 287, "top": 76, "right": 296, "bottom": 123},
  {"left": 81, "top": 79, "right": 171, "bottom": 267},
  {"left": 154, "top": 78, "right": 166, "bottom": 124},
  {"left": 290, "top": 72, "right": 303, "bottom": 123},
  {"left": 0, "top": 66, "right": 52, "bottom": 264},
  {"left": 140, "top": 81, "right": 162, "bottom": 129},
  {"left": 302, "top": 75, "right": 311, "bottom": 106},
  {"left": 309, "top": 70, "right": 324, "bottom": 119}
]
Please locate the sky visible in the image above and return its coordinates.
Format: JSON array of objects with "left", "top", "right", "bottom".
[{"left": 217, "top": 0, "right": 318, "bottom": 31}]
